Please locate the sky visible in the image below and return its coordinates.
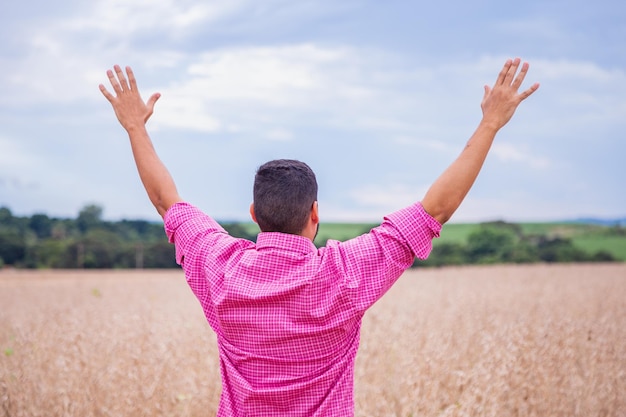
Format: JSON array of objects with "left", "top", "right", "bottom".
[{"left": 0, "top": 0, "right": 624, "bottom": 224}]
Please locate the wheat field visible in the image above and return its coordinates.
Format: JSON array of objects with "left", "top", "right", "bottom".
[{"left": 1, "top": 264, "right": 625, "bottom": 417}]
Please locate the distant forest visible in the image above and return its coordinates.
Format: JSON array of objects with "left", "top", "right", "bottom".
[
  {"left": 420, "top": 221, "right": 619, "bottom": 267},
  {"left": 0, "top": 204, "right": 620, "bottom": 269}
]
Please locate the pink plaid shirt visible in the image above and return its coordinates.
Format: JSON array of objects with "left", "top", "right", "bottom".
[{"left": 164, "top": 201, "right": 440, "bottom": 416}]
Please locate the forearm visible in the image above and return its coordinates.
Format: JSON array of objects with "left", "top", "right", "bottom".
[
  {"left": 127, "top": 126, "right": 181, "bottom": 217},
  {"left": 421, "top": 120, "right": 499, "bottom": 224}
]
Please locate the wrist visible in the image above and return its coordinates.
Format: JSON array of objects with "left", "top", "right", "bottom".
[
  {"left": 478, "top": 118, "right": 501, "bottom": 134},
  {"left": 125, "top": 123, "right": 147, "bottom": 135}
]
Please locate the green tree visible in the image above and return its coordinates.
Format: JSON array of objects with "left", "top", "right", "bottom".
[
  {"left": 77, "top": 204, "right": 104, "bottom": 233},
  {"left": 0, "top": 232, "right": 26, "bottom": 265},
  {"left": 29, "top": 213, "right": 53, "bottom": 239},
  {"left": 536, "top": 237, "right": 589, "bottom": 263},
  {"left": 222, "top": 222, "right": 257, "bottom": 241},
  {"left": 113, "top": 219, "right": 164, "bottom": 241},
  {"left": 143, "top": 241, "right": 177, "bottom": 268},
  {"left": 466, "top": 225, "right": 517, "bottom": 264},
  {"left": 508, "top": 239, "right": 539, "bottom": 263},
  {"left": 24, "top": 240, "right": 70, "bottom": 268},
  {"left": 0, "top": 207, "right": 13, "bottom": 227},
  {"left": 421, "top": 242, "right": 467, "bottom": 267},
  {"left": 590, "top": 250, "right": 615, "bottom": 262},
  {"left": 0, "top": 207, "right": 30, "bottom": 235},
  {"left": 76, "top": 228, "right": 123, "bottom": 268}
]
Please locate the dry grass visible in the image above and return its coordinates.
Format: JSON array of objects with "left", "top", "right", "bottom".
[{"left": 1, "top": 264, "right": 625, "bottom": 417}]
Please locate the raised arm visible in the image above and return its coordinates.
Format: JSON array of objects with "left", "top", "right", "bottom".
[
  {"left": 99, "top": 65, "right": 182, "bottom": 218},
  {"left": 421, "top": 58, "right": 540, "bottom": 224}
]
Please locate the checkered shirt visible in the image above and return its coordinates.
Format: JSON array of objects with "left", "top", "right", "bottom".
[{"left": 164, "top": 201, "right": 440, "bottom": 416}]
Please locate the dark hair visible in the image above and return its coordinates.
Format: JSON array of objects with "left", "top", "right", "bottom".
[{"left": 253, "top": 159, "right": 318, "bottom": 234}]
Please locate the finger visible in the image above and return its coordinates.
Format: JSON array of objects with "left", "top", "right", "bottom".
[
  {"left": 518, "top": 82, "right": 540, "bottom": 101},
  {"left": 494, "top": 59, "right": 513, "bottom": 86},
  {"left": 99, "top": 84, "right": 115, "bottom": 102},
  {"left": 107, "top": 69, "right": 122, "bottom": 94},
  {"left": 126, "top": 66, "right": 138, "bottom": 91},
  {"left": 503, "top": 57, "right": 521, "bottom": 85},
  {"left": 114, "top": 65, "right": 129, "bottom": 92},
  {"left": 511, "top": 61, "right": 530, "bottom": 91}
]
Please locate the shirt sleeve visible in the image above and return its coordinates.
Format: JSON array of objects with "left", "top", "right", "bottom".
[
  {"left": 164, "top": 202, "right": 226, "bottom": 264},
  {"left": 163, "top": 202, "right": 227, "bottom": 303},
  {"left": 385, "top": 201, "right": 441, "bottom": 260},
  {"left": 335, "top": 202, "right": 441, "bottom": 312}
]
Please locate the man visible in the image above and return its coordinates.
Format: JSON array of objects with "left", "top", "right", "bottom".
[{"left": 100, "top": 58, "right": 538, "bottom": 416}]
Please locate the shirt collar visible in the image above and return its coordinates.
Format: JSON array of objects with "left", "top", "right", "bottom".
[{"left": 256, "top": 232, "right": 318, "bottom": 255}]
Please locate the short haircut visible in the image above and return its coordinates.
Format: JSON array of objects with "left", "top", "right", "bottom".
[{"left": 253, "top": 159, "right": 318, "bottom": 235}]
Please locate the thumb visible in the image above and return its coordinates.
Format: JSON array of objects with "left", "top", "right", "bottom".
[
  {"left": 483, "top": 85, "right": 491, "bottom": 101},
  {"left": 480, "top": 85, "right": 491, "bottom": 111},
  {"left": 144, "top": 93, "right": 161, "bottom": 123},
  {"left": 147, "top": 92, "right": 161, "bottom": 111}
]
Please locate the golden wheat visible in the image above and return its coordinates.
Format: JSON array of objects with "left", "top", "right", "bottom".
[{"left": 1, "top": 264, "right": 625, "bottom": 417}]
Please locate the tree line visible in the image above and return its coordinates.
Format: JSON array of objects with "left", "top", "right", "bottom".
[
  {"left": 0, "top": 205, "right": 171, "bottom": 268},
  {"left": 0, "top": 205, "right": 618, "bottom": 269},
  {"left": 419, "top": 221, "right": 617, "bottom": 267}
]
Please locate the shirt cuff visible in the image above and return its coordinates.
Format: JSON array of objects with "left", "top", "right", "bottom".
[
  {"left": 385, "top": 202, "right": 441, "bottom": 260},
  {"left": 163, "top": 202, "right": 224, "bottom": 265}
]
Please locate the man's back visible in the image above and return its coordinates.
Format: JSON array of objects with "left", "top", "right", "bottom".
[
  {"left": 215, "top": 231, "right": 363, "bottom": 415},
  {"left": 165, "top": 201, "right": 440, "bottom": 416}
]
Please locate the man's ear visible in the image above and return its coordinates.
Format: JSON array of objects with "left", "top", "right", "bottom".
[
  {"left": 311, "top": 201, "right": 319, "bottom": 224},
  {"left": 249, "top": 203, "right": 257, "bottom": 224}
]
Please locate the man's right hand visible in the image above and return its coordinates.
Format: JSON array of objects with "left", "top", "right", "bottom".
[{"left": 480, "top": 58, "right": 540, "bottom": 131}]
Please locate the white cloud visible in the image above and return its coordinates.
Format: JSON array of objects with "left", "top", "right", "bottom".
[
  {"left": 141, "top": 44, "right": 507, "bottom": 137},
  {"left": 184, "top": 44, "right": 332, "bottom": 103},
  {"left": 533, "top": 59, "right": 624, "bottom": 82},
  {"left": 149, "top": 44, "right": 387, "bottom": 133},
  {"left": 393, "top": 136, "right": 456, "bottom": 153},
  {"left": 265, "top": 128, "right": 294, "bottom": 141},
  {"left": 153, "top": 95, "right": 222, "bottom": 132},
  {"left": 65, "top": 0, "right": 246, "bottom": 36},
  {"left": 350, "top": 183, "right": 429, "bottom": 210},
  {"left": 0, "top": 136, "right": 40, "bottom": 171},
  {"left": 491, "top": 142, "right": 551, "bottom": 169},
  {"left": 0, "top": 0, "right": 251, "bottom": 106},
  {"left": 530, "top": 59, "right": 626, "bottom": 121},
  {"left": 315, "top": 182, "right": 433, "bottom": 222},
  {"left": 494, "top": 16, "right": 568, "bottom": 43}
]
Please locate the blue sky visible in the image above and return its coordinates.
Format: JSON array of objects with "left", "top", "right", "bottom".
[{"left": 1, "top": 0, "right": 624, "bottom": 223}]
